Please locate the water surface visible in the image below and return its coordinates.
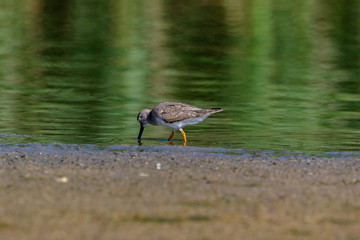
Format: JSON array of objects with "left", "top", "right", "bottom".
[{"left": 0, "top": 0, "right": 359, "bottom": 154}]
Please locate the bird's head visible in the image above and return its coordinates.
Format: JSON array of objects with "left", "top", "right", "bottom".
[
  {"left": 137, "top": 109, "right": 151, "bottom": 127},
  {"left": 137, "top": 109, "right": 151, "bottom": 140}
]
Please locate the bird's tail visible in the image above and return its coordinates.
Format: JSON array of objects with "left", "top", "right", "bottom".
[{"left": 210, "top": 108, "right": 223, "bottom": 112}]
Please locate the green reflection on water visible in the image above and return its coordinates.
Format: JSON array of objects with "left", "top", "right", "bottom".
[{"left": 0, "top": 0, "right": 359, "bottom": 154}]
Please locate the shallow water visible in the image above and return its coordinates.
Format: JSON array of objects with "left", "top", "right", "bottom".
[
  {"left": 0, "top": 1, "right": 359, "bottom": 154},
  {"left": 2, "top": 142, "right": 360, "bottom": 161}
]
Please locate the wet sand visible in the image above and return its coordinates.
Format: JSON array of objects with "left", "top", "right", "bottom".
[{"left": 0, "top": 145, "right": 360, "bottom": 240}]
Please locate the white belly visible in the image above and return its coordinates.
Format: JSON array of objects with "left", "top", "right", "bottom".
[{"left": 154, "top": 115, "right": 209, "bottom": 130}]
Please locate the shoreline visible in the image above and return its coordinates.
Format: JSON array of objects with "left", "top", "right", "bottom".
[{"left": 0, "top": 145, "right": 359, "bottom": 239}]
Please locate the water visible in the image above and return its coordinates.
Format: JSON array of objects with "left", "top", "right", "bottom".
[{"left": 0, "top": 0, "right": 359, "bottom": 154}]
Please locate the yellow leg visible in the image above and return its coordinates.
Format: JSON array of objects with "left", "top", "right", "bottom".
[
  {"left": 167, "top": 130, "right": 175, "bottom": 141},
  {"left": 179, "top": 129, "right": 187, "bottom": 146}
]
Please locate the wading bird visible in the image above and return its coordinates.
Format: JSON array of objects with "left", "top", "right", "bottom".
[{"left": 137, "top": 102, "right": 223, "bottom": 146}]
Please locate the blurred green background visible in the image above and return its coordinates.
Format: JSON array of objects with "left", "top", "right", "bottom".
[{"left": 0, "top": 0, "right": 359, "bottom": 153}]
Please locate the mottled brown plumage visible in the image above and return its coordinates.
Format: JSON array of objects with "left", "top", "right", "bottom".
[
  {"left": 151, "top": 102, "right": 221, "bottom": 123},
  {"left": 137, "top": 102, "right": 223, "bottom": 145}
]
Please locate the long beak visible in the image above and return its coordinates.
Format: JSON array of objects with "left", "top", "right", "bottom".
[{"left": 137, "top": 124, "right": 145, "bottom": 140}]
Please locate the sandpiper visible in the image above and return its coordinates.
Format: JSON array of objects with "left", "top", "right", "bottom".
[{"left": 137, "top": 102, "right": 223, "bottom": 145}]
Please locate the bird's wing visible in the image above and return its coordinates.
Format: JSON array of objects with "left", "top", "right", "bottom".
[
  {"left": 161, "top": 109, "right": 203, "bottom": 123},
  {"left": 155, "top": 103, "right": 202, "bottom": 123}
]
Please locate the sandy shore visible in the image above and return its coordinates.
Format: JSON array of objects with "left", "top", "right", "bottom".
[{"left": 0, "top": 144, "right": 359, "bottom": 240}]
